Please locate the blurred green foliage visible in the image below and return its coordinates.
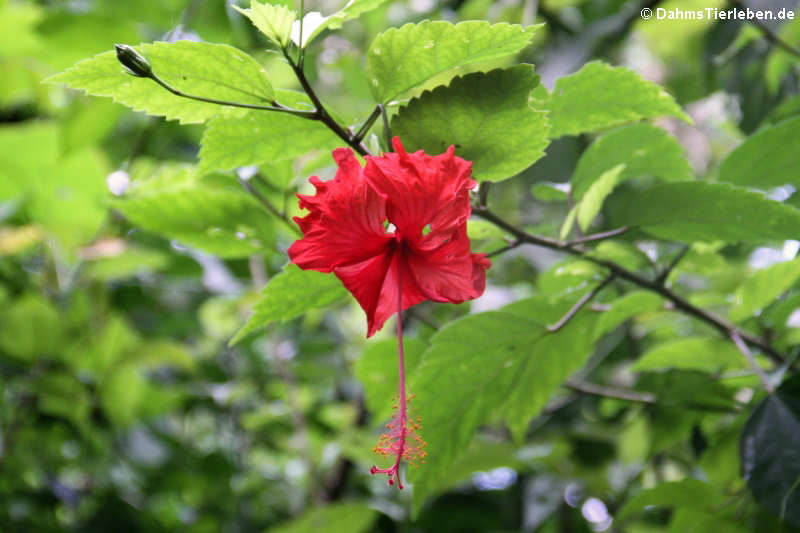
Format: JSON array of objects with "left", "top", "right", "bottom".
[{"left": 2, "top": 0, "right": 800, "bottom": 532}]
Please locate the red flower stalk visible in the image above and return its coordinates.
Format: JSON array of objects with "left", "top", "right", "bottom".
[{"left": 288, "top": 137, "right": 490, "bottom": 488}]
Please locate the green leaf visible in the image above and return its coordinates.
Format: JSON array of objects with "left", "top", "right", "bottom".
[
  {"left": 530, "top": 182, "right": 568, "bottom": 202},
  {"left": 0, "top": 123, "right": 108, "bottom": 249},
  {"left": 606, "top": 181, "right": 800, "bottom": 243},
  {"left": 366, "top": 20, "right": 540, "bottom": 103},
  {"left": 113, "top": 165, "right": 274, "bottom": 257},
  {"left": 717, "top": 116, "right": 800, "bottom": 188},
  {"left": 636, "top": 370, "right": 736, "bottom": 410},
  {"left": 34, "top": 373, "right": 92, "bottom": 431},
  {"left": 230, "top": 264, "right": 348, "bottom": 345},
  {"left": 572, "top": 123, "right": 693, "bottom": 199},
  {"left": 267, "top": 503, "right": 377, "bottom": 533},
  {"left": 466, "top": 219, "right": 507, "bottom": 241},
  {"left": 546, "top": 61, "right": 690, "bottom": 138},
  {"left": 587, "top": 241, "right": 653, "bottom": 272},
  {"left": 594, "top": 291, "right": 665, "bottom": 339},
  {"left": 46, "top": 41, "right": 275, "bottom": 124},
  {"left": 233, "top": 1, "right": 296, "bottom": 49},
  {"left": 292, "top": 0, "right": 392, "bottom": 48},
  {"left": 731, "top": 258, "right": 800, "bottom": 322},
  {"left": 198, "top": 108, "right": 341, "bottom": 174},
  {"left": 616, "top": 479, "right": 725, "bottom": 521},
  {"left": 415, "top": 440, "right": 528, "bottom": 506},
  {"left": 0, "top": 295, "right": 62, "bottom": 362},
  {"left": 100, "top": 363, "right": 181, "bottom": 426},
  {"left": 354, "top": 337, "right": 425, "bottom": 420},
  {"left": 410, "top": 296, "right": 597, "bottom": 510},
  {"left": 83, "top": 246, "right": 171, "bottom": 282},
  {"left": 392, "top": 66, "right": 549, "bottom": 182},
  {"left": 576, "top": 163, "right": 625, "bottom": 231},
  {"left": 632, "top": 337, "right": 748, "bottom": 373},
  {"left": 741, "top": 376, "right": 800, "bottom": 527}
]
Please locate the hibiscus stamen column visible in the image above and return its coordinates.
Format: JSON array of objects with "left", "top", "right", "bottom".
[{"left": 369, "top": 266, "right": 426, "bottom": 489}]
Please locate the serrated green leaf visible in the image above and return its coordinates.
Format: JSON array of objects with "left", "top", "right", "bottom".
[
  {"left": 606, "top": 181, "right": 800, "bottom": 243},
  {"left": 230, "top": 264, "right": 348, "bottom": 344},
  {"left": 292, "top": 0, "right": 392, "bottom": 48},
  {"left": 717, "top": 116, "right": 800, "bottom": 188},
  {"left": 113, "top": 165, "right": 274, "bottom": 257},
  {"left": 267, "top": 503, "right": 377, "bottom": 533},
  {"left": 410, "top": 296, "right": 597, "bottom": 511},
  {"left": 354, "top": 337, "right": 425, "bottom": 420},
  {"left": 576, "top": 163, "right": 625, "bottom": 231},
  {"left": 46, "top": 41, "right": 274, "bottom": 124},
  {"left": 233, "top": 1, "right": 296, "bottom": 49},
  {"left": 198, "top": 109, "right": 341, "bottom": 174},
  {"left": 366, "top": 20, "right": 540, "bottom": 103},
  {"left": 392, "top": 66, "right": 549, "bottom": 182},
  {"left": 632, "top": 337, "right": 748, "bottom": 373},
  {"left": 572, "top": 123, "right": 693, "bottom": 199},
  {"left": 546, "top": 61, "right": 690, "bottom": 138},
  {"left": 731, "top": 257, "right": 800, "bottom": 322}
]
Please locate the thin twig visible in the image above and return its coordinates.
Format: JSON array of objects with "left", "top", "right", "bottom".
[
  {"left": 282, "top": 50, "right": 369, "bottom": 156},
  {"left": 548, "top": 275, "right": 615, "bottom": 332},
  {"left": 380, "top": 104, "right": 392, "bottom": 151},
  {"left": 239, "top": 176, "right": 301, "bottom": 236},
  {"left": 656, "top": 244, "right": 690, "bottom": 285},
  {"left": 731, "top": 331, "right": 775, "bottom": 394},
  {"left": 478, "top": 182, "right": 491, "bottom": 209},
  {"left": 731, "top": 0, "right": 800, "bottom": 58},
  {"left": 487, "top": 241, "right": 522, "bottom": 258},
  {"left": 565, "top": 378, "right": 657, "bottom": 403},
  {"left": 352, "top": 105, "right": 382, "bottom": 145},
  {"left": 564, "top": 226, "right": 629, "bottom": 246},
  {"left": 405, "top": 307, "right": 441, "bottom": 330},
  {"left": 472, "top": 206, "right": 786, "bottom": 365}
]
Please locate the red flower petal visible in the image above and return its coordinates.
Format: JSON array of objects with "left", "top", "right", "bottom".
[
  {"left": 334, "top": 246, "right": 428, "bottom": 337},
  {"left": 288, "top": 148, "right": 391, "bottom": 272},
  {"left": 289, "top": 139, "right": 490, "bottom": 337},
  {"left": 364, "top": 138, "right": 475, "bottom": 243},
  {"left": 406, "top": 226, "right": 488, "bottom": 303}
]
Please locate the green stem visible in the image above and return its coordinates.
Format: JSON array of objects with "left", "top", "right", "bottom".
[
  {"left": 282, "top": 50, "right": 369, "bottom": 156},
  {"left": 353, "top": 105, "right": 382, "bottom": 145},
  {"left": 380, "top": 104, "right": 392, "bottom": 151},
  {"left": 148, "top": 72, "right": 316, "bottom": 118}
]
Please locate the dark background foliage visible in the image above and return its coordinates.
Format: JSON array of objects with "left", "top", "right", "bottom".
[{"left": 2, "top": 0, "right": 800, "bottom": 531}]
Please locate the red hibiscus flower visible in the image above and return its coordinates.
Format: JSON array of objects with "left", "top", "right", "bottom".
[
  {"left": 288, "top": 137, "right": 490, "bottom": 336},
  {"left": 288, "top": 137, "right": 491, "bottom": 488}
]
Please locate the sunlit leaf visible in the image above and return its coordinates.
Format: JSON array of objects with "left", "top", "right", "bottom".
[
  {"left": 47, "top": 41, "right": 275, "bottom": 124},
  {"left": 546, "top": 61, "right": 690, "bottom": 138},
  {"left": 392, "top": 66, "right": 549, "bottom": 182},
  {"left": 367, "top": 20, "right": 540, "bottom": 103},
  {"left": 230, "top": 264, "right": 348, "bottom": 345},
  {"left": 607, "top": 181, "right": 800, "bottom": 243}
]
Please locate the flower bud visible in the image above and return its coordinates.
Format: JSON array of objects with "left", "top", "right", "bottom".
[{"left": 114, "top": 44, "right": 152, "bottom": 78}]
